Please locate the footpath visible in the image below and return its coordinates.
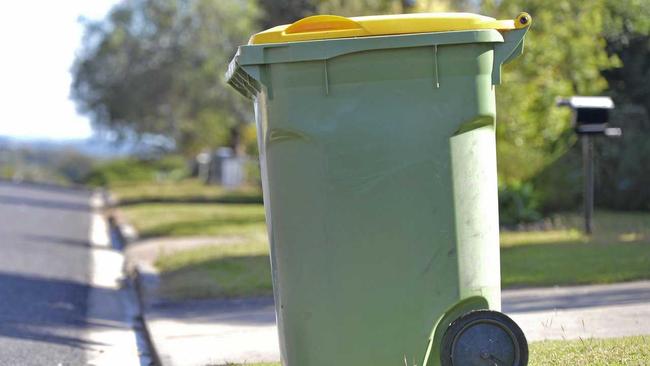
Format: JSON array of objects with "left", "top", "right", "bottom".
[{"left": 123, "top": 233, "right": 650, "bottom": 366}]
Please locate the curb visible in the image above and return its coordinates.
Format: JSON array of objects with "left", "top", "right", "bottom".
[
  {"left": 108, "top": 212, "right": 165, "bottom": 366},
  {"left": 131, "top": 265, "right": 166, "bottom": 366}
]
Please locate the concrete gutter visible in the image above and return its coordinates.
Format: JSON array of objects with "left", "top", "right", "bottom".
[{"left": 107, "top": 211, "right": 164, "bottom": 366}]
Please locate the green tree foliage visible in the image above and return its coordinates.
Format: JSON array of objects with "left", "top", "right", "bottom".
[
  {"left": 69, "top": 0, "right": 472, "bottom": 159},
  {"left": 83, "top": 155, "right": 189, "bottom": 187},
  {"left": 257, "top": 0, "right": 316, "bottom": 28},
  {"left": 594, "top": 0, "right": 650, "bottom": 209},
  {"left": 318, "top": 0, "right": 400, "bottom": 15},
  {"left": 496, "top": 0, "right": 650, "bottom": 213},
  {"left": 71, "top": 0, "right": 648, "bottom": 213},
  {"left": 317, "top": 0, "right": 468, "bottom": 16},
  {"left": 483, "top": 0, "right": 620, "bottom": 184},
  {"left": 72, "top": 0, "right": 259, "bottom": 157},
  {"left": 256, "top": 0, "right": 470, "bottom": 24}
]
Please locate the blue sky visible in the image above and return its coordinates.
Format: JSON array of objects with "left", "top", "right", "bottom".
[{"left": 0, "top": 1, "right": 119, "bottom": 140}]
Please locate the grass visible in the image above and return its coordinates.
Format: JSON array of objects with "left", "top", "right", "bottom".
[
  {"left": 155, "top": 241, "right": 272, "bottom": 299},
  {"left": 115, "top": 182, "right": 650, "bottom": 364},
  {"left": 115, "top": 180, "right": 649, "bottom": 299},
  {"left": 500, "top": 211, "right": 650, "bottom": 287},
  {"left": 120, "top": 203, "right": 266, "bottom": 238},
  {"left": 232, "top": 336, "right": 650, "bottom": 365},
  {"left": 529, "top": 336, "right": 650, "bottom": 365},
  {"left": 111, "top": 179, "right": 262, "bottom": 204},
  {"left": 502, "top": 241, "right": 650, "bottom": 287},
  {"left": 149, "top": 209, "right": 649, "bottom": 300}
]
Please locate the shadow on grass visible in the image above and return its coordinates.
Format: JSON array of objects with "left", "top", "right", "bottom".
[
  {"left": 139, "top": 217, "right": 266, "bottom": 238},
  {"left": 159, "top": 254, "right": 273, "bottom": 301},
  {"left": 117, "top": 194, "right": 263, "bottom": 207}
]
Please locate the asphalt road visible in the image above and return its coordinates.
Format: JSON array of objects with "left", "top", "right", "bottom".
[{"left": 0, "top": 181, "right": 141, "bottom": 366}]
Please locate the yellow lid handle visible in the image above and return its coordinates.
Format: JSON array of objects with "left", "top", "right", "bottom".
[
  {"left": 515, "top": 12, "right": 532, "bottom": 29},
  {"left": 285, "top": 15, "right": 363, "bottom": 34}
]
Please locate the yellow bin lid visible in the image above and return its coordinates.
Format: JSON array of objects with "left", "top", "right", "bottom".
[{"left": 250, "top": 12, "right": 531, "bottom": 45}]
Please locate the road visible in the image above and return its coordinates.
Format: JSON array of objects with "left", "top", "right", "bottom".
[
  {"left": 0, "top": 181, "right": 146, "bottom": 366},
  {"left": 503, "top": 280, "right": 650, "bottom": 341}
]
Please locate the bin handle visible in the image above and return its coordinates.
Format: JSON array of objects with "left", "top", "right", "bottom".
[
  {"left": 285, "top": 15, "right": 364, "bottom": 34},
  {"left": 491, "top": 12, "right": 531, "bottom": 85}
]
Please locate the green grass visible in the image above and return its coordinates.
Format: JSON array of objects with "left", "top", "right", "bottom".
[
  {"left": 133, "top": 199, "right": 649, "bottom": 300},
  {"left": 502, "top": 241, "right": 650, "bottom": 287},
  {"left": 120, "top": 203, "right": 266, "bottom": 238},
  {"left": 500, "top": 211, "right": 650, "bottom": 287},
  {"left": 155, "top": 241, "right": 272, "bottom": 299},
  {"left": 111, "top": 179, "right": 262, "bottom": 204},
  {"left": 529, "top": 336, "right": 650, "bottom": 365},
  {"left": 232, "top": 336, "right": 650, "bottom": 365}
]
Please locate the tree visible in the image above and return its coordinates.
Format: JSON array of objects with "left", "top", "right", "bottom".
[
  {"left": 256, "top": 0, "right": 470, "bottom": 26},
  {"left": 482, "top": 0, "right": 620, "bottom": 183},
  {"left": 257, "top": 0, "right": 316, "bottom": 28},
  {"left": 72, "top": 0, "right": 259, "bottom": 157},
  {"left": 72, "top": 0, "right": 478, "bottom": 157},
  {"left": 317, "top": 0, "right": 466, "bottom": 16},
  {"left": 593, "top": 0, "right": 650, "bottom": 209}
]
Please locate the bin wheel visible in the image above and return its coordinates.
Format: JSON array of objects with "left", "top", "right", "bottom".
[{"left": 440, "top": 310, "right": 528, "bottom": 366}]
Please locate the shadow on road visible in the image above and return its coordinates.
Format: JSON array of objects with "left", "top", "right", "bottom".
[
  {"left": 151, "top": 296, "right": 276, "bottom": 327},
  {"left": 21, "top": 234, "right": 92, "bottom": 249},
  {"left": 503, "top": 283, "right": 650, "bottom": 313},
  {"left": 0, "top": 271, "right": 120, "bottom": 350},
  {"left": 0, "top": 195, "right": 91, "bottom": 213}
]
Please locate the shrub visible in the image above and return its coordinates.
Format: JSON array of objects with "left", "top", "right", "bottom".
[
  {"left": 499, "top": 181, "right": 543, "bottom": 226},
  {"left": 83, "top": 155, "right": 189, "bottom": 187}
]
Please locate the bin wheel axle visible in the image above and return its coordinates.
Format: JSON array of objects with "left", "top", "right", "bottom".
[{"left": 440, "top": 310, "right": 528, "bottom": 366}]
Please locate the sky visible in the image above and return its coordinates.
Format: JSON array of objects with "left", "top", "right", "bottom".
[{"left": 0, "top": 1, "right": 119, "bottom": 140}]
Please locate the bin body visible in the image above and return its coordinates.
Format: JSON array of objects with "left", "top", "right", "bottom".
[{"left": 228, "top": 15, "right": 529, "bottom": 366}]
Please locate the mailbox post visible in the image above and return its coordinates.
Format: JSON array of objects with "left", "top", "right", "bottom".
[{"left": 557, "top": 96, "right": 620, "bottom": 234}]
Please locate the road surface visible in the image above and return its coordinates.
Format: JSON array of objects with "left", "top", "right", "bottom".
[{"left": 0, "top": 181, "right": 146, "bottom": 366}]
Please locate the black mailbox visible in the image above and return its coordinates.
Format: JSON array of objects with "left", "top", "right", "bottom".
[
  {"left": 556, "top": 96, "right": 619, "bottom": 135},
  {"left": 555, "top": 95, "right": 621, "bottom": 235}
]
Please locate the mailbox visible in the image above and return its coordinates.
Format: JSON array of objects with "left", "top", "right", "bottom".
[
  {"left": 557, "top": 96, "right": 619, "bottom": 135},
  {"left": 556, "top": 96, "right": 621, "bottom": 234}
]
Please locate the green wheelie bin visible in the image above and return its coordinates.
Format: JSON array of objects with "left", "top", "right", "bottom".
[{"left": 227, "top": 11, "right": 532, "bottom": 366}]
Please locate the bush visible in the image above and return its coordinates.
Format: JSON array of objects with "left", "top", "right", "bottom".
[
  {"left": 593, "top": 105, "right": 650, "bottom": 210},
  {"left": 83, "top": 155, "right": 189, "bottom": 187},
  {"left": 532, "top": 103, "right": 650, "bottom": 212},
  {"left": 532, "top": 145, "right": 583, "bottom": 213},
  {"left": 499, "top": 181, "right": 543, "bottom": 226}
]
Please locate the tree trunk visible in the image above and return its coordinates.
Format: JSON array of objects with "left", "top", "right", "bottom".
[
  {"left": 401, "top": 0, "right": 417, "bottom": 12},
  {"left": 230, "top": 124, "right": 246, "bottom": 157}
]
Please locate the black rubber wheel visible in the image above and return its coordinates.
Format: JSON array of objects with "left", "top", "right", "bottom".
[{"left": 440, "top": 310, "right": 528, "bottom": 366}]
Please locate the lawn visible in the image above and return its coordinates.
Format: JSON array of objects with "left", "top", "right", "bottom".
[
  {"left": 114, "top": 182, "right": 650, "bottom": 363},
  {"left": 115, "top": 180, "right": 650, "bottom": 298},
  {"left": 120, "top": 202, "right": 266, "bottom": 238},
  {"left": 155, "top": 241, "right": 272, "bottom": 299},
  {"left": 529, "top": 336, "right": 650, "bottom": 366},
  {"left": 500, "top": 211, "right": 650, "bottom": 287},
  {"left": 146, "top": 208, "right": 649, "bottom": 300},
  {"left": 233, "top": 336, "right": 650, "bottom": 365},
  {"left": 110, "top": 179, "right": 262, "bottom": 204}
]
